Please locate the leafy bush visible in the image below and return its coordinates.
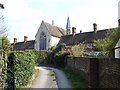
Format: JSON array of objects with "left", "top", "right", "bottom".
[
  {"left": 54, "top": 51, "right": 67, "bottom": 67},
  {"left": 46, "top": 43, "right": 67, "bottom": 67},
  {"left": 71, "top": 44, "right": 84, "bottom": 57},
  {"left": 94, "top": 27, "right": 120, "bottom": 57},
  {"left": 35, "top": 51, "right": 48, "bottom": 65},
  {"left": 7, "top": 50, "right": 38, "bottom": 88}
]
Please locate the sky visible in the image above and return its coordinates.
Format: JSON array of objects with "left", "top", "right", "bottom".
[{"left": 0, "top": 0, "right": 120, "bottom": 43}]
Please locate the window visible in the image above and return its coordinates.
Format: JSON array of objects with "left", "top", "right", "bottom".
[
  {"left": 39, "top": 32, "right": 46, "bottom": 50},
  {"left": 86, "top": 43, "right": 93, "bottom": 48}
]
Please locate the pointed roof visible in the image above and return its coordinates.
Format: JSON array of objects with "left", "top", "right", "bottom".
[
  {"left": 66, "top": 16, "right": 71, "bottom": 29},
  {"left": 43, "top": 21, "right": 65, "bottom": 37}
]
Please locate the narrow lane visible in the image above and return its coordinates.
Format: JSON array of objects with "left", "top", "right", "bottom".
[
  {"left": 45, "top": 67, "right": 73, "bottom": 88},
  {"left": 30, "top": 67, "right": 58, "bottom": 88},
  {"left": 30, "top": 66, "right": 73, "bottom": 89}
]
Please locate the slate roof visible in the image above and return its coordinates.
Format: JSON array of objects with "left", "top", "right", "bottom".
[
  {"left": 59, "top": 28, "right": 115, "bottom": 45},
  {"left": 11, "top": 40, "right": 35, "bottom": 51},
  {"left": 44, "top": 21, "right": 66, "bottom": 37}
]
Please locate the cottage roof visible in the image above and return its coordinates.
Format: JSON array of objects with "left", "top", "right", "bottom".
[
  {"left": 59, "top": 28, "right": 115, "bottom": 45},
  {"left": 44, "top": 21, "right": 65, "bottom": 37},
  {"left": 11, "top": 40, "right": 35, "bottom": 51}
]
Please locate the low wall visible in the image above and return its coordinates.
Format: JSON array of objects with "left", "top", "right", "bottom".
[{"left": 66, "top": 56, "right": 120, "bottom": 88}]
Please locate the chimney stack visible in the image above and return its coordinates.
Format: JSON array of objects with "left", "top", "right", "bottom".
[
  {"left": 80, "top": 30, "right": 82, "bottom": 33},
  {"left": 93, "top": 23, "right": 97, "bottom": 33},
  {"left": 52, "top": 19, "right": 54, "bottom": 25},
  {"left": 118, "top": 19, "right": 120, "bottom": 27},
  {"left": 24, "top": 36, "right": 28, "bottom": 43},
  {"left": 72, "top": 27, "right": 76, "bottom": 36},
  {"left": 13, "top": 38, "right": 17, "bottom": 44},
  {"left": 118, "top": 1, "right": 120, "bottom": 26}
]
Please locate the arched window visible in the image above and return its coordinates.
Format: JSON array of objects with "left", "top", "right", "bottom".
[{"left": 39, "top": 32, "right": 46, "bottom": 50}]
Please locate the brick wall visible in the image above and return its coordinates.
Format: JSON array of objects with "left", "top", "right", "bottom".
[{"left": 66, "top": 56, "right": 120, "bottom": 88}]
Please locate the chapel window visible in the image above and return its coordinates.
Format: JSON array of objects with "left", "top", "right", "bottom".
[{"left": 39, "top": 32, "right": 46, "bottom": 50}]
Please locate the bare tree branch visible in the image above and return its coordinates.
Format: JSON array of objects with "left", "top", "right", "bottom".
[{"left": 0, "top": 12, "right": 8, "bottom": 37}]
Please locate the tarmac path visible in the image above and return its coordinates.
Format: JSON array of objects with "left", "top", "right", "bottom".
[{"left": 30, "top": 66, "right": 73, "bottom": 89}]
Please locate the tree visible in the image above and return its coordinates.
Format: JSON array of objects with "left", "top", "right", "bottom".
[
  {"left": 2, "top": 36, "right": 12, "bottom": 56},
  {"left": 1, "top": 36, "right": 12, "bottom": 89},
  {"left": 0, "top": 3, "right": 8, "bottom": 36},
  {"left": 94, "top": 27, "right": 120, "bottom": 57},
  {"left": 0, "top": 4, "right": 8, "bottom": 89},
  {"left": 0, "top": 14, "right": 8, "bottom": 37}
]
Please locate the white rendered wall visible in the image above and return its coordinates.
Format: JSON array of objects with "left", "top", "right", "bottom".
[
  {"left": 118, "top": 1, "right": 120, "bottom": 19},
  {"left": 115, "top": 39, "right": 120, "bottom": 58},
  {"left": 50, "top": 36, "right": 60, "bottom": 47}
]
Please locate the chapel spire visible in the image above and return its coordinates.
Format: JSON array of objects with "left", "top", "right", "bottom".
[{"left": 66, "top": 16, "right": 71, "bottom": 35}]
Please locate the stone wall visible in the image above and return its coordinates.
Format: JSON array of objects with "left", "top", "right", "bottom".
[
  {"left": 99, "top": 58, "right": 120, "bottom": 88},
  {"left": 67, "top": 57, "right": 90, "bottom": 81},
  {"left": 66, "top": 56, "right": 120, "bottom": 88}
]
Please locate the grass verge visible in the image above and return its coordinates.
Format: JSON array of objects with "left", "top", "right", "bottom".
[{"left": 61, "top": 68, "right": 88, "bottom": 88}]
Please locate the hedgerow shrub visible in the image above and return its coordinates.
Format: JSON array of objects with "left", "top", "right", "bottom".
[
  {"left": 7, "top": 50, "right": 38, "bottom": 89},
  {"left": 54, "top": 51, "right": 67, "bottom": 67},
  {"left": 46, "top": 43, "right": 68, "bottom": 67},
  {"left": 35, "top": 51, "right": 48, "bottom": 66}
]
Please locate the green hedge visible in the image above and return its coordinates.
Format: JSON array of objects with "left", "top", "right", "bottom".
[
  {"left": 7, "top": 50, "right": 37, "bottom": 89},
  {"left": 45, "top": 43, "right": 68, "bottom": 67},
  {"left": 54, "top": 51, "right": 67, "bottom": 67},
  {"left": 34, "top": 51, "right": 48, "bottom": 66}
]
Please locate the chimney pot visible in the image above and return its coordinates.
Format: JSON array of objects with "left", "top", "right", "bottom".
[
  {"left": 13, "top": 38, "right": 17, "bottom": 44},
  {"left": 72, "top": 27, "right": 76, "bottom": 36},
  {"left": 118, "top": 19, "right": 120, "bottom": 27},
  {"left": 52, "top": 19, "right": 54, "bottom": 25},
  {"left": 80, "top": 30, "right": 82, "bottom": 33},
  {"left": 93, "top": 23, "right": 97, "bottom": 33},
  {"left": 24, "top": 36, "right": 28, "bottom": 43}
]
